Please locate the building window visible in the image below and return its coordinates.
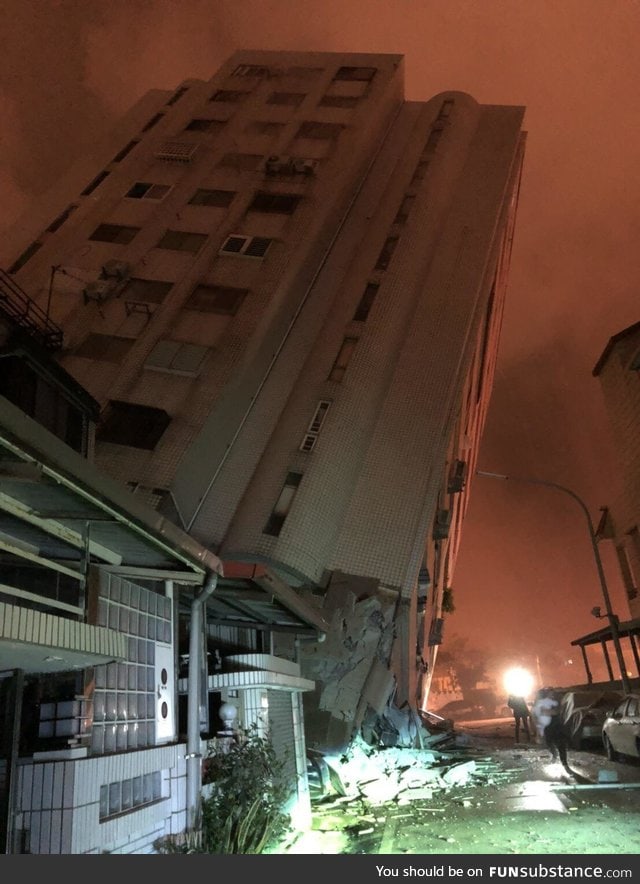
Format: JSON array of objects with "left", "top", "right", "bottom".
[
  {"left": 248, "top": 191, "right": 301, "bottom": 214},
  {"left": 8, "top": 241, "right": 43, "bottom": 273},
  {"left": 210, "top": 89, "right": 250, "bottom": 102},
  {"left": 319, "top": 95, "right": 359, "bottom": 108},
  {"left": 263, "top": 472, "right": 303, "bottom": 536},
  {"left": 141, "top": 112, "right": 164, "bottom": 132},
  {"left": 145, "top": 339, "right": 208, "bottom": 375},
  {"left": 246, "top": 120, "right": 285, "bottom": 137},
  {"left": 99, "top": 772, "right": 162, "bottom": 820},
  {"left": 217, "top": 152, "right": 264, "bottom": 171},
  {"left": 333, "top": 66, "right": 377, "bottom": 81},
  {"left": 353, "top": 283, "right": 379, "bottom": 322},
  {"left": 74, "top": 334, "right": 134, "bottom": 363},
  {"left": 375, "top": 236, "right": 399, "bottom": 271},
  {"left": 125, "top": 182, "right": 172, "bottom": 200},
  {"left": 233, "top": 64, "right": 271, "bottom": 78},
  {"left": 184, "top": 118, "right": 224, "bottom": 132},
  {"left": 299, "top": 400, "right": 332, "bottom": 452},
  {"left": 89, "top": 224, "right": 140, "bottom": 244},
  {"left": 97, "top": 400, "right": 171, "bottom": 450},
  {"left": 46, "top": 204, "right": 77, "bottom": 233},
  {"left": 121, "top": 278, "right": 173, "bottom": 304},
  {"left": 156, "top": 230, "right": 207, "bottom": 253},
  {"left": 410, "top": 160, "right": 430, "bottom": 185},
  {"left": 267, "top": 92, "right": 306, "bottom": 106},
  {"left": 188, "top": 188, "right": 235, "bottom": 207},
  {"left": 296, "top": 121, "right": 344, "bottom": 140},
  {"left": 166, "top": 86, "right": 188, "bottom": 106},
  {"left": 219, "top": 234, "right": 272, "bottom": 258},
  {"left": 112, "top": 140, "right": 139, "bottom": 163},
  {"left": 394, "top": 195, "right": 415, "bottom": 225},
  {"left": 423, "top": 129, "right": 443, "bottom": 154},
  {"left": 0, "top": 355, "right": 85, "bottom": 452},
  {"left": 81, "top": 170, "right": 111, "bottom": 197},
  {"left": 186, "top": 284, "right": 248, "bottom": 314},
  {"left": 286, "top": 66, "right": 323, "bottom": 80},
  {"left": 438, "top": 99, "right": 454, "bottom": 118},
  {"left": 329, "top": 337, "right": 358, "bottom": 382}
]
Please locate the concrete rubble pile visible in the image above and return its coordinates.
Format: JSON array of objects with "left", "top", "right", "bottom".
[{"left": 308, "top": 731, "right": 498, "bottom": 808}]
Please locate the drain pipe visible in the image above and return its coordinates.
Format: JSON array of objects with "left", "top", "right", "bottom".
[{"left": 185, "top": 570, "right": 218, "bottom": 832}]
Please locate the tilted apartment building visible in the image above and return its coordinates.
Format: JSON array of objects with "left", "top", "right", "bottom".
[
  {"left": 592, "top": 321, "right": 640, "bottom": 623},
  {"left": 3, "top": 50, "right": 526, "bottom": 751},
  {"left": 568, "top": 323, "right": 640, "bottom": 687}
]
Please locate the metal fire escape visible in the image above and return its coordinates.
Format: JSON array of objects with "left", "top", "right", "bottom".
[{"left": 0, "top": 269, "right": 63, "bottom": 350}]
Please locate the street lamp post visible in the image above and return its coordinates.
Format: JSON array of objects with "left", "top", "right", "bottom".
[{"left": 476, "top": 470, "right": 631, "bottom": 694}]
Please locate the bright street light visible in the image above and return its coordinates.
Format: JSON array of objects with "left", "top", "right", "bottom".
[
  {"left": 503, "top": 666, "right": 534, "bottom": 697},
  {"left": 476, "top": 470, "right": 631, "bottom": 694}
]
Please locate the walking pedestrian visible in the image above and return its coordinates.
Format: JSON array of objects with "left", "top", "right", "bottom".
[
  {"left": 532, "top": 687, "right": 558, "bottom": 743},
  {"left": 543, "top": 694, "right": 571, "bottom": 772},
  {"left": 507, "top": 694, "right": 532, "bottom": 742}
]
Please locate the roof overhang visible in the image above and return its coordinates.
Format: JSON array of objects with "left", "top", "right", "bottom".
[
  {"left": 571, "top": 616, "right": 640, "bottom": 648},
  {"left": 184, "top": 561, "right": 330, "bottom": 638},
  {"left": 0, "top": 398, "right": 328, "bottom": 672}
]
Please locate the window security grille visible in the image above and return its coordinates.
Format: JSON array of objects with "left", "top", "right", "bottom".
[{"left": 154, "top": 141, "right": 199, "bottom": 162}]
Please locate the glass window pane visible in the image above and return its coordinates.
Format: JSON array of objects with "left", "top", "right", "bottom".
[{"left": 121, "top": 779, "right": 132, "bottom": 811}]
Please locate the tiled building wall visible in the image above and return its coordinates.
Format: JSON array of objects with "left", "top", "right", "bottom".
[
  {"left": 4, "top": 52, "right": 404, "bottom": 521},
  {"left": 15, "top": 743, "right": 185, "bottom": 854},
  {"left": 267, "top": 689, "right": 310, "bottom": 826},
  {"left": 219, "top": 99, "right": 525, "bottom": 593}
]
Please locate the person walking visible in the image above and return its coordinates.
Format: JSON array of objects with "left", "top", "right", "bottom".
[
  {"left": 543, "top": 692, "right": 571, "bottom": 772},
  {"left": 507, "top": 694, "right": 532, "bottom": 742},
  {"left": 532, "top": 687, "right": 558, "bottom": 744}
]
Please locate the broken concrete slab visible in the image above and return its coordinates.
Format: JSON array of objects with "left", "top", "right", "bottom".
[{"left": 441, "top": 759, "right": 477, "bottom": 786}]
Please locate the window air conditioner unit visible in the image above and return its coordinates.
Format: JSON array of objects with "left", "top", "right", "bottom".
[
  {"left": 154, "top": 140, "right": 199, "bottom": 162},
  {"left": 83, "top": 278, "right": 118, "bottom": 304},
  {"left": 291, "top": 157, "right": 319, "bottom": 176},
  {"left": 447, "top": 459, "right": 468, "bottom": 494},
  {"left": 264, "top": 154, "right": 290, "bottom": 174},
  {"left": 432, "top": 508, "right": 452, "bottom": 541},
  {"left": 102, "top": 259, "right": 131, "bottom": 281}
]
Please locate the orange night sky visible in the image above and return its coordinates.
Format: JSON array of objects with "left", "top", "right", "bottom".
[{"left": 2, "top": 0, "right": 639, "bottom": 685}]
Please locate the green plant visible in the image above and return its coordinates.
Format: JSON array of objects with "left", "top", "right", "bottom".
[
  {"left": 200, "top": 724, "right": 290, "bottom": 854},
  {"left": 441, "top": 586, "right": 455, "bottom": 614}
]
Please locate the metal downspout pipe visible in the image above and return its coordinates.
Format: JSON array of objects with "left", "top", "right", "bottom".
[{"left": 186, "top": 570, "right": 218, "bottom": 832}]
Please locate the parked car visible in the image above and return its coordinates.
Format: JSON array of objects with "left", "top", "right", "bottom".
[
  {"left": 602, "top": 692, "right": 640, "bottom": 762},
  {"left": 559, "top": 689, "right": 624, "bottom": 749}
]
